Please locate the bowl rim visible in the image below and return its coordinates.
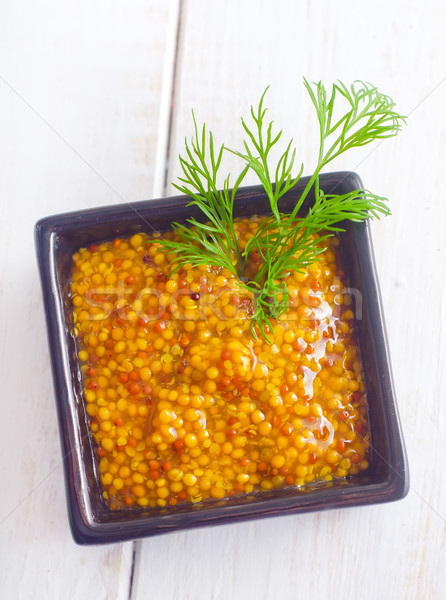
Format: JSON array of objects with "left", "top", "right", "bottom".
[{"left": 35, "top": 171, "right": 409, "bottom": 544}]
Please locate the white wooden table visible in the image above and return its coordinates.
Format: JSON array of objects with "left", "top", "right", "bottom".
[{"left": 1, "top": 1, "right": 445, "bottom": 598}]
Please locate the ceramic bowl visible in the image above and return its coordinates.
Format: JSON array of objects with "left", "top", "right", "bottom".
[{"left": 35, "top": 171, "right": 409, "bottom": 544}]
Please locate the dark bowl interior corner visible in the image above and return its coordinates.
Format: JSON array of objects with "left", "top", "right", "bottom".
[{"left": 35, "top": 171, "right": 409, "bottom": 545}]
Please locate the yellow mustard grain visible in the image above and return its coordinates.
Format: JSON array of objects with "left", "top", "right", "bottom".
[{"left": 71, "top": 217, "right": 370, "bottom": 509}]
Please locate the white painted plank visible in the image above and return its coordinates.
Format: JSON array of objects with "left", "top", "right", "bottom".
[
  {"left": 0, "top": 1, "right": 174, "bottom": 598},
  {"left": 135, "top": 1, "right": 446, "bottom": 599}
]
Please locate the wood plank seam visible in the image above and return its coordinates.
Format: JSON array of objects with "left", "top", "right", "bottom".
[{"left": 153, "top": 0, "right": 183, "bottom": 199}]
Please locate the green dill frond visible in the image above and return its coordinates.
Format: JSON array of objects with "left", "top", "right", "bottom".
[{"left": 150, "top": 79, "right": 405, "bottom": 342}]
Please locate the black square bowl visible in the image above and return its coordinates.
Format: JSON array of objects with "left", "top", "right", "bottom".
[{"left": 35, "top": 171, "right": 409, "bottom": 544}]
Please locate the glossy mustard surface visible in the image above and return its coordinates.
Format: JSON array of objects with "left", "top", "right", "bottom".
[{"left": 71, "top": 217, "right": 370, "bottom": 510}]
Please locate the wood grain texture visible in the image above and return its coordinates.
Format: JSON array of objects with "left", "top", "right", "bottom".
[
  {"left": 137, "top": 1, "right": 446, "bottom": 599},
  {"left": 1, "top": 0, "right": 446, "bottom": 598},
  {"left": 0, "top": 1, "right": 174, "bottom": 598}
]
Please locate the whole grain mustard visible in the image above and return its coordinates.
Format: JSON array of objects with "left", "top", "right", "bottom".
[{"left": 71, "top": 216, "right": 370, "bottom": 509}]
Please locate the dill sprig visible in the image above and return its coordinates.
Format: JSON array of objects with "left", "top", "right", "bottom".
[
  {"left": 151, "top": 78, "right": 406, "bottom": 341},
  {"left": 165, "top": 112, "right": 249, "bottom": 276}
]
